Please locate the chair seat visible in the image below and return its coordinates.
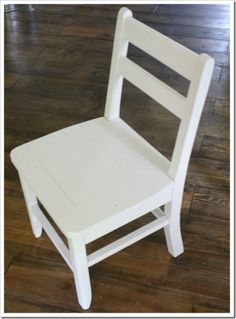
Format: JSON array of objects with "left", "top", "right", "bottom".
[{"left": 11, "top": 117, "right": 173, "bottom": 241}]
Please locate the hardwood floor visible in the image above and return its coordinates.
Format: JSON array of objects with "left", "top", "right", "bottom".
[{"left": 4, "top": 4, "right": 230, "bottom": 313}]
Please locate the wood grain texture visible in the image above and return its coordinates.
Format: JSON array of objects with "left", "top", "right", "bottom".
[
  {"left": 5, "top": 72, "right": 21, "bottom": 89},
  {"left": 4, "top": 4, "right": 230, "bottom": 313}
]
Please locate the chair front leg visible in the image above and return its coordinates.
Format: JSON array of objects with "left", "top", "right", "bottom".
[
  {"left": 164, "top": 200, "right": 184, "bottom": 258},
  {"left": 19, "top": 175, "right": 42, "bottom": 238},
  {"left": 68, "top": 237, "right": 92, "bottom": 310}
]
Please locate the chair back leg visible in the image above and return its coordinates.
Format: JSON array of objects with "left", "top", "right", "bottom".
[{"left": 164, "top": 201, "right": 184, "bottom": 257}]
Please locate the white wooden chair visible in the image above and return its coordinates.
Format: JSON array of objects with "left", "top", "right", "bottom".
[{"left": 10, "top": 7, "right": 214, "bottom": 309}]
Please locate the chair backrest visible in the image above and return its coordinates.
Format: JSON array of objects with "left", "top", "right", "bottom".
[{"left": 104, "top": 7, "right": 214, "bottom": 183}]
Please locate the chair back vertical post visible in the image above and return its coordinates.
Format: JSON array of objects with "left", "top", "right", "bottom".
[
  {"left": 169, "top": 54, "right": 214, "bottom": 183},
  {"left": 104, "top": 8, "right": 132, "bottom": 120}
]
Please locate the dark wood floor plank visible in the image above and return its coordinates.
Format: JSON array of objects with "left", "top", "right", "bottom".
[
  {"left": 4, "top": 57, "right": 110, "bottom": 84},
  {"left": 166, "top": 263, "right": 229, "bottom": 300},
  {"left": 197, "top": 101, "right": 229, "bottom": 140},
  {"left": 39, "top": 41, "right": 113, "bottom": 64},
  {"left": 6, "top": 27, "right": 229, "bottom": 53},
  {"left": 213, "top": 98, "right": 230, "bottom": 117},
  {"left": 4, "top": 239, "right": 67, "bottom": 271},
  {"left": 5, "top": 32, "right": 102, "bottom": 49},
  {"left": 4, "top": 254, "right": 192, "bottom": 312},
  {"left": 192, "top": 296, "right": 229, "bottom": 313},
  {"left": 182, "top": 186, "right": 229, "bottom": 256},
  {"left": 149, "top": 22, "right": 230, "bottom": 41},
  {"left": 137, "top": 11, "right": 230, "bottom": 29},
  {"left": 157, "top": 4, "right": 230, "bottom": 18},
  {"left": 166, "top": 249, "right": 229, "bottom": 301},
  {"left": 61, "top": 25, "right": 114, "bottom": 39},
  {"left": 187, "top": 157, "right": 229, "bottom": 190},
  {"left": 5, "top": 10, "right": 79, "bottom": 25},
  {"left": 5, "top": 292, "right": 70, "bottom": 313},
  {"left": 170, "top": 36, "right": 228, "bottom": 53},
  {"left": 11, "top": 74, "right": 107, "bottom": 100},
  {"left": 5, "top": 72, "right": 21, "bottom": 89},
  {"left": 34, "top": 4, "right": 156, "bottom": 15},
  {"left": 199, "top": 135, "right": 229, "bottom": 162},
  {"left": 5, "top": 91, "right": 103, "bottom": 120},
  {"left": 5, "top": 30, "right": 229, "bottom": 56},
  {"left": 4, "top": 251, "right": 14, "bottom": 273},
  {"left": 208, "top": 80, "right": 229, "bottom": 99},
  {"left": 191, "top": 186, "right": 229, "bottom": 221},
  {"left": 5, "top": 19, "right": 64, "bottom": 36},
  {"left": 220, "top": 66, "right": 230, "bottom": 81},
  {"left": 207, "top": 51, "right": 229, "bottom": 66}
]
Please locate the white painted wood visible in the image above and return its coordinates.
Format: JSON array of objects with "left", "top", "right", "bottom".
[
  {"left": 119, "top": 56, "right": 186, "bottom": 119},
  {"left": 88, "top": 216, "right": 169, "bottom": 267},
  {"left": 11, "top": 145, "right": 88, "bottom": 236},
  {"left": 19, "top": 175, "right": 42, "bottom": 238},
  {"left": 33, "top": 205, "right": 73, "bottom": 271},
  {"left": 10, "top": 7, "right": 215, "bottom": 308},
  {"left": 169, "top": 54, "right": 215, "bottom": 180},
  {"left": 68, "top": 237, "right": 92, "bottom": 310},
  {"left": 11, "top": 117, "right": 173, "bottom": 240},
  {"left": 152, "top": 205, "right": 183, "bottom": 257},
  {"left": 82, "top": 189, "right": 171, "bottom": 244},
  {"left": 104, "top": 8, "right": 132, "bottom": 120},
  {"left": 151, "top": 207, "right": 165, "bottom": 219},
  {"left": 163, "top": 54, "right": 214, "bottom": 257},
  {"left": 164, "top": 201, "right": 184, "bottom": 257},
  {"left": 124, "top": 16, "right": 199, "bottom": 81}
]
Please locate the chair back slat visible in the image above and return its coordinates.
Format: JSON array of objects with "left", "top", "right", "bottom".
[
  {"left": 119, "top": 56, "right": 187, "bottom": 119},
  {"left": 124, "top": 17, "right": 199, "bottom": 81}
]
